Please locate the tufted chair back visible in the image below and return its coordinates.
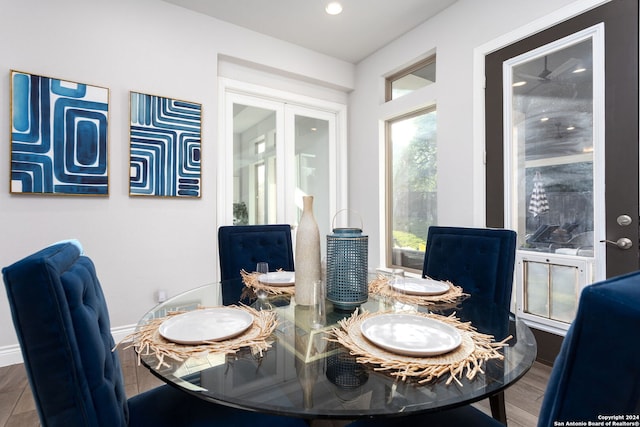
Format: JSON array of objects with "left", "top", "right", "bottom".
[
  {"left": 537, "top": 270, "right": 640, "bottom": 426},
  {"left": 2, "top": 241, "right": 129, "bottom": 427},
  {"left": 422, "top": 226, "right": 517, "bottom": 310},
  {"left": 4, "top": 242, "right": 310, "bottom": 427},
  {"left": 218, "top": 224, "right": 294, "bottom": 304}
]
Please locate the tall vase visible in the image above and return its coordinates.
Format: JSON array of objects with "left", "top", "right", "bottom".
[{"left": 295, "top": 196, "right": 321, "bottom": 306}]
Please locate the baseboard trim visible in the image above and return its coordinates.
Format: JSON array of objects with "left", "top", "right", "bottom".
[
  {"left": 0, "top": 324, "right": 137, "bottom": 368},
  {"left": 0, "top": 344, "right": 23, "bottom": 367},
  {"left": 111, "top": 324, "right": 137, "bottom": 345}
]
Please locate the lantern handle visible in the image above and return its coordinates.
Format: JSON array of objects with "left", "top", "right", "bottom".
[{"left": 331, "top": 209, "right": 364, "bottom": 230}]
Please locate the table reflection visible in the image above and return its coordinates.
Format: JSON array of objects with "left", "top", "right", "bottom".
[{"left": 135, "top": 281, "right": 536, "bottom": 420}]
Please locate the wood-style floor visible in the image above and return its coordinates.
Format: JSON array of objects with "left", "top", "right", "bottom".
[{"left": 0, "top": 346, "right": 551, "bottom": 427}]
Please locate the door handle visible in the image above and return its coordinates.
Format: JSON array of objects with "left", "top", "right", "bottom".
[{"left": 600, "top": 237, "right": 633, "bottom": 250}]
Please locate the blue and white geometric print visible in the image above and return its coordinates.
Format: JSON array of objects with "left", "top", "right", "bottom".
[
  {"left": 10, "top": 70, "right": 109, "bottom": 195},
  {"left": 129, "top": 92, "right": 202, "bottom": 198}
]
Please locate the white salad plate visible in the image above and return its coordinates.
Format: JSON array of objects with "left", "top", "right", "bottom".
[
  {"left": 259, "top": 271, "right": 295, "bottom": 286},
  {"left": 390, "top": 277, "right": 449, "bottom": 296},
  {"left": 360, "top": 314, "right": 462, "bottom": 357},
  {"left": 159, "top": 307, "right": 254, "bottom": 344}
]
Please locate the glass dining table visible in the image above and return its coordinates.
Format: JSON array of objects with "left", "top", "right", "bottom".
[{"left": 134, "top": 278, "right": 537, "bottom": 422}]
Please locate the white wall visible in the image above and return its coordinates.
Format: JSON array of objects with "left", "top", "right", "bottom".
[
  {"left": 0, "top": 0, "right": 617, "bottom": 364},
  {"left": 348, "top": 0, "right": 607, "bottom": 269},
  {"left": 0, "top": 0, "right": 354, "bottom": 358}
]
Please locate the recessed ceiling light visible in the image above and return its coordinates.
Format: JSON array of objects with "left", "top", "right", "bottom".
[
  {"left": 567, "top": 126, "right": 575, "bottom": 131},
  {"left": 540, "top": 117, "right": 549, "bottom": 122},
  {"left": 512, "top": 81, "right": 527, "bottom": 87},
  {"left": 573, "top": 67, "right": 587, "bottom": 73},
  {"left": 325, "top": 2, "right": 343, "bottom": 15}
]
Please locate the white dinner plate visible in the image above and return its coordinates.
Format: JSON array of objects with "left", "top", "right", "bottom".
[
  {"left": 259, "top": 271, "right": 295, "bottom": 286},
  {"left": 360, "top": 314, "right": 462, "bottom": 356},
  {"left": 390, "top": 277, "right": 449, "bottom": 296},
  {"left": 159, "top": 308, "right": 254, "bottom": 344}
]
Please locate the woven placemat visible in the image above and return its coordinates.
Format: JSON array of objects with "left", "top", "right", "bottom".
[
  {"left": 328, "top": 310, "right": 511, "bottom": 385},
  {"left": 368, "top": 275, "right": 467, "bottom": 307},
  {"left": 241, "top": 269, "right": 296, "bottom": 296},
  {"left": 115, "top": 305, "right": 277, "bottom": 369}
]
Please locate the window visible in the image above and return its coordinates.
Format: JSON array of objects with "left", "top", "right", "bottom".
[
  {"left": 386, "top": 55, "right": 436, "bottom": 101},
  {"left": 386, "top": 108, "right": 437, "bottom": 271}
]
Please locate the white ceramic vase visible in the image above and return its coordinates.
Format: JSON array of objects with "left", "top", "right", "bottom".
[{"left": 295, "top": 196, "right": 322, "bottom": 305}]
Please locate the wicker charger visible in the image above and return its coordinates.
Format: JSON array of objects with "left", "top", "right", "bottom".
[
  {"left": 241, "top": 269, "right": 296, "bottom": 297},
  {"left": 328, "top": 309, "right": 511, "bottom": 385},
  {"left": 368, "top": 275, "right": 467, "bottom": 307},
  {"left": 116, "top": 305, "right": 277, "bottom": 369}
]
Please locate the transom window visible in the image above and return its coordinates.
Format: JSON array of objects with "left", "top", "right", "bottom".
[{"left": 385, "top": 55, "right": 436, "bottom": 101}]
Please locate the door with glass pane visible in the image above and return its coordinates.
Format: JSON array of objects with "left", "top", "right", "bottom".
[
  {"left": 286, "top": 106, "right": 335, "bottom": 253},
  {"left": 222, "top": 90, "right": 341, "bottom": 248},
  {"left": 485, "top": 1, "right": 638, "bottom": 334},
  {"left": 228, "top": 96, "right": 283, "bottom": 225}
]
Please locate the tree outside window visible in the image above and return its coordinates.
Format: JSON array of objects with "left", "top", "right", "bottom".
[{"left": 388, "top": 108, "right": 437, "bottom": 271}]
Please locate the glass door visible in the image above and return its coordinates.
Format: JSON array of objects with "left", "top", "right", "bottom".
[
  {"left": 286, "top": 105, "right": 336, "bottom": 255},
  {"left": 221, "top": 84, "right": 345, "bottom": 249},
  {"left": 484, "top": 1, "right": 639, "bottom": 339},
  {"left": 504, "top": 27, "right": 604, "bottom": 334},
  {"left": 227, "top": 95, "right": 284, "bottom": 225}
]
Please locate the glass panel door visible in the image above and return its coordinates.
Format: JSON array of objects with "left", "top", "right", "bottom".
[
  {"left": 229, "top": 96, "right": 284, "bottom": 225},
  {"left": 286, "top": 106, "right": 336, "bottom": 256},
  {"left": 223, "top": 88, "right": 343, "bottom": 239},
  {"left": 505, "top": 26, "right": 604, "bottom": 333},
  {"left": 295, "top": 115, "right": 329, "bottom": 220},
  {"left": 485, "top": 1, "right": 639, "bottom": 342}
]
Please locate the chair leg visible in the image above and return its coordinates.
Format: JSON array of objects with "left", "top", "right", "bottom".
[{"left": 489, "top": 391, "right": 507, "bottom": 425}]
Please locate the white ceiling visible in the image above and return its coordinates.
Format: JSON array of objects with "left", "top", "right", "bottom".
[{"left": 160, "top": 0, "right": 458, "bottom": 63}]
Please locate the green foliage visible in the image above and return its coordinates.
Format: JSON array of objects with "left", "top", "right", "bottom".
[
  {"left": 393, "top": 230, "right": 426, "bottom": 251},
  {"left": 233, "top": 202, "right": 248, "bottom": 225},
  {"left": 391, "top": 110, "right": 437, "bottom": 252},
  {"left": 393, "top": 111, "right": 437, "bottom": 193}
]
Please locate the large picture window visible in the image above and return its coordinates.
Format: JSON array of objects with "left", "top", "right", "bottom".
[{"left": 386, "top": 107, "right": 437, "bottom": 271}]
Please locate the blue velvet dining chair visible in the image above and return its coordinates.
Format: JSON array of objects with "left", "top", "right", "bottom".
[
  {"left": 422, "top": 226, "right": 517, "bottom": 310},
  {"left": 536, "top": 269, "right": 640, "bottom": 425},
  {"left": 422, "top": 226, "right": 517, "bottom": 422},
  {"left": 347, "top": 269, "right": 640, "bottom": 427},
  {"left": 218, "top": 224, "right": 295, "bottom": 305},
  {"left": 2, "top": 241, "right": 306, "bottom": 427}
]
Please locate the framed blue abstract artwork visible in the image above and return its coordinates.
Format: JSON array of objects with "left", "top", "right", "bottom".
[
  {"left": 10, "top": 70, "right": 110, "bottom": 195},
  {"left": 129, "top": 92, "right": 202, "bottom": 198}
]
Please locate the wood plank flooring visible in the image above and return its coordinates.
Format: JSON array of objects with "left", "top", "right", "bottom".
[{"left": 0, "top": 346, "right": 551, "bottom": 427}]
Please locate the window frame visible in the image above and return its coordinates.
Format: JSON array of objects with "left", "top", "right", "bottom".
[
  {"left": 385, "top": 55, "right": 436, "bottom": 102},
  {"left": 385, "top": 105, "right": 437, "bottom": 273}
]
